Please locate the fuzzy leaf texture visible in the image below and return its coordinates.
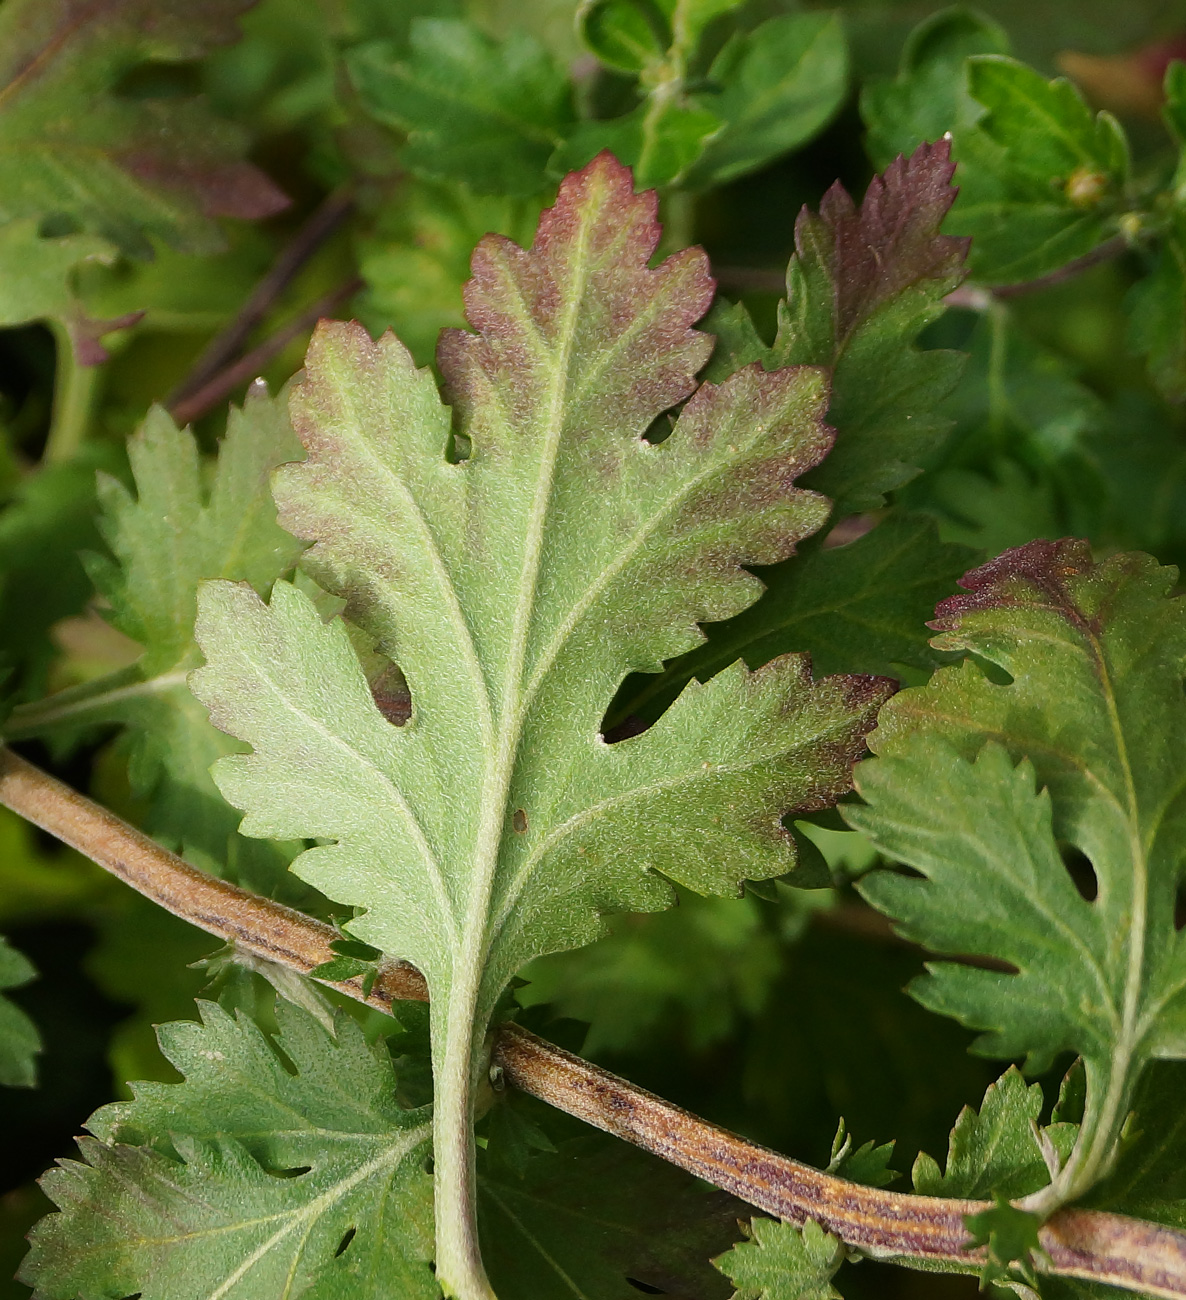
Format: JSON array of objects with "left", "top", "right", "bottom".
[
  {"left": 6, "top": 387, "right": 307, "bottom": 893},
  {"left": 22, "top": 999, "right": 435, "bottom": 1299},
  {"left": 0, "top": 934, "right": 40, "bottom": 1088},
  {"left": 707, "top": 139, "right": 970, "bottom": 512},
  {"left": 191, "top": 154, "right": 893, "bottom": 1296},
  {"left": 714, "top": 1219, "right": 844, "bottom": 1300},
  {"left": 0, "top": 0, "right": 287, "bottom": 258},
  {"left": 611, "top": 144, "right": 973, "bottom": 727},
  {"left": 846, "top": 540, "right": 1186, "bottom": 1207}
]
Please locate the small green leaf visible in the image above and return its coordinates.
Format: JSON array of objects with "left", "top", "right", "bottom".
[
  {"left": 23, "top": 1000, "right": 435, "bottom": 1299},
  {"left": 950, "top": 55, "right": 1130, "bottom": 284},
  {"left": 687, "top": 14, "right": 849, "bottom": 188},
  {"left": 827, "top": 1118, "right": 898, "bottom": 1188},
  {"left": 0, "top": 935, "right": 39, "bottom": 1088},
  {"left": 912, "top": 1068, "right": 1077, "bottom": 1200},
  {"left": 0, "top": 0, "right": 287, "bottom": 258},
  {"left": 349, "top": 19, "right": 575, "bottom": 196},
  {"left": 577, "top": 0, "right": 670, "bottom": 73},
  {"left": 847, "top": 541, "right": 1186, "bottom": 1210},
  {"left": 964, "top": 1195, "right": 1044, "bottom": 1288},
  {"left": 861, "top": 7, "right": 1009, "bottom": 171},
  {"left": 772, "top": 139, "right": 970, "bottom": 513},
  {"left": 714, "top": 1218, "right": 845, "bottom": 1300}
]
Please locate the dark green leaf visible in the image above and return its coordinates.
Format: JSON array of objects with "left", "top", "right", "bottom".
[
  {"left": 687, "top": 14, "right": 849, "bottom": 188},
  {"left": 23, "top": 1000, "right": 436, "bottom": 1299},
  {"left": 861, "top": 7, "right": 1009, "bottom": 171},
  {"left": 349, "top": 19, "right": 575, "bottom": 196},
  {"left": 950, "top": 56, "right": 1130, "bottom": 284}
]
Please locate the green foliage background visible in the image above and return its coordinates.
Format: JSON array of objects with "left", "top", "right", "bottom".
[{"left": 2, "top": 0, "right": 1186, "bottom": 1296}]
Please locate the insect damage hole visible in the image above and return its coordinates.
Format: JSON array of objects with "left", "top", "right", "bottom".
[
  {"left": 334, "top": 1227, "right": 357, "bottom": 1258},
  {"left": 512, "top": 808, "right": 528, "bottom": 833}
]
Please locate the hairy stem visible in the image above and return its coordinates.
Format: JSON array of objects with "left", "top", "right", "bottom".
[
  {"left": 2, "top": 746, "right": 1185, "bottom": 1298},
  {"left": 46, "top": 322, "right": 100, "bottom": 463}
]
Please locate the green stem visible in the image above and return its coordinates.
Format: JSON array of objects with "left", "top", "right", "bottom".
[
  {"left": 432, "top": 986, "right": 497, "bottom": 1300},
  {"left": 46, "top": 321, "right": 100, "bottom": 463}
]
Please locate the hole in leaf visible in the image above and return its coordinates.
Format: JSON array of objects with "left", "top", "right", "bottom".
[
  {"left": 1176, "top": 881, "right": 1186, "bottom": 931},
  {"left": 369, "top": 661, "right": 412, "bottom": 726},
  {"left": 602, "top": 713, "right": 649, "bottom": 744},
  {"left": 334, "top": 1227, "right": 357, "bottom": 1258},
  {"left": 512, "top": 808, "right": 528, "bottom": 833},
  {"left": 1062, "top": 848, "right": 1098, "bottom": 902},
  {"left": 626, "top": 1281, "right": 665, "bottom": 1295},
  {"left": 266, "top": 1165, "right": 312, "bottom": 1179},
  {"left": 445, "top": 418, "right": 472, "bottom": 464},
  {"left": 423, "top": 1155, "right": 434, "bottom": 1175}
]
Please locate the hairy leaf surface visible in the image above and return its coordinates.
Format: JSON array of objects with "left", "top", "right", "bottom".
[
  {"left": 847, "top": 540, "right": 1186, "bottom": 1206},
  {"left": 0, "top": 0, "right": 287, "bottom": 258},
  {"left": 23, "top": 1000, "right": 435, "bottom": 1299},
  {"left": 191, "top": 154, "right": 892, "bottom": 1294}
]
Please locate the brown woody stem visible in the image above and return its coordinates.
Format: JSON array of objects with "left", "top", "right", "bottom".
[
  {"left": 167, "top": 187, "right": 356, "bottom": 409},
  {"left": 167, "top": 276, "right": 364, "bottom": 427},
  {"left": 1, "top": 745, "right": 1183, "bottom": 1298}
]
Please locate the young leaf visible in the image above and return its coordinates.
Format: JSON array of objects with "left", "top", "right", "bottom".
[
  {"left": 912, "top": 1067, "right": 1077, "bottom": 1201},
  {"left": 6, "top": 387, "right": 306, "bottom": 894},
  {"left": 771, "top": 139, "right": 969, "bottom": 513},
  {"left": 348, "top": 19, "right": 575, "bottom": 197},
  {"left": 846, "top": 540, "right": 1186, "bottom": 1213},
  {"left": 0, "top": 935, "right": 40, "bottom": 1088},
  {"left": 949, "top": 56, "right": 1131, "bottom": 284},
  {"left": 0, "top": 0, "right": 288, "bottom": 259},
  {"left": 191, "top": 154, "right": 892, "bottom": 1298},
  {"left": 714, "top": 1218, "right": 845, "bottom": 1300},
  {"left": 861, "top": 8, "right": 1009, "bottom": 171},
  {"left": 23, "top": 1000, "right": 436, "bottom": 1298},
  {"left": 686, "top": 14, "right": 849, "bottom": 189}
]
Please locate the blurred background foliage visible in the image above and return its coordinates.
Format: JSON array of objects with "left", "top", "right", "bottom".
[{"left": 2, "top": 0, "right": 1186, "bottom": 1295}]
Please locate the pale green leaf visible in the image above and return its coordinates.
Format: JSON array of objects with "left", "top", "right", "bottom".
[
  {"left": 5, "top": 387, "right": 306, "bottom": 893},
  {"left": 191, "top": 155, "right": 892, "bottom": 1293}
]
